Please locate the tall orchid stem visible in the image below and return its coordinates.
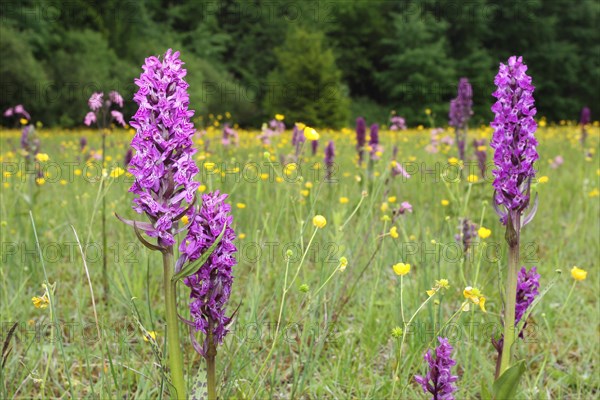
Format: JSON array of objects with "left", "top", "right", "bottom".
[
  {"left": 163, "top": 247, "right": 186, "bottom": 399},
  {"left": 499, "top": 214, "right": 520, "bottom": 376},
  {"left": 101, "top": 129, "right": 108, "bottom": 300},
  {"left": 206, "top": 324, "right": 217, "bottom": 400}
]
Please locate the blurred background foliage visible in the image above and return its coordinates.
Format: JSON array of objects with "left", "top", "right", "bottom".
[{"left": 1, "top": 0, "right": 598, "bottom": 127}]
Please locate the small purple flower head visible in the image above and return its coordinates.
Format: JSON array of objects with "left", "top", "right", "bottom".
[
  {"left": 490, "top": 56, "right": 538, "bottom": 224},
  {"left": 14, "top": 105, "right": 31, "bottom": 120},
  {"left": 84, "top": 112, "right": 96, "bottom": 126},
  {"left": 391, "top": 161, "right": 410, "bottom": 179},
  {"left": 111, "top": 110, "right": 126, "bottom": 127},
  {"left": 3, "top": 107, "right": 13, "bottom": 117},
  {"left": 449, "top": 78, "right": 473, "bottom": 130},
  {"left": 356, "top": 117, "right": 366, "bottom": 147},
  {"left": 311, "top": 139, "right": 318, "bottom": 155},
  {"left": 369, "top": 123, "right": 379, "bottom": 146},
  {"left": 580, "top": 106, "right": 590, "bottom": 126},
  {"left": 398, "top": 201, "right": 412, "bottom": 214},
  {"left": 128, "top": 49, "right": 199, "bottom": 246},
  {"left": 325, "top": 140, "right": 335, "bottom": 179},
  {"left": 515, "top": 266, "right": 540, "bottom": 324},
  {"left": 222, "top": 123, "right": 239, "bottom": 147},
  {"left": 181, "top": 191, "right": 237, "bottom": 355},
  {"left": 356, "top": 117, "right": 366, "bottom": 163},
  {"left": 414, "top": 337, "right": 458, "bottom": 400},
  {"left": 80, "top": 136, "right": 87, "bottom": 151},
  {"left": 390, "top": 115, "right": 407, "bottom": 131},
  {"left": 455, "top": 218, "right": 477, "bottom": 253},
  {"left": 109, "top": 90, "right": 124, "bottom": 108},
  {"left": 88, "top": 92, "right": 103, "bottom": 111}
]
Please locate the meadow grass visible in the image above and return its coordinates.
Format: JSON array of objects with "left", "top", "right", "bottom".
[{"left": 0, "top": 123, "right": 598, "bottom": 398}]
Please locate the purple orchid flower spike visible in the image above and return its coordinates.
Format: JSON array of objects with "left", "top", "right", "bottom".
[
  {"left": 356, "top": 116, "right": 366, "bottom": 164},
  {"left": 449, "top": 78, "right": 473, "bottom": 161},
  {"left": 490, "top": 56, "right": 539, "bottom": 230},
  {"left": 414, "top": 337, "right": 459, "bottom": 400}
]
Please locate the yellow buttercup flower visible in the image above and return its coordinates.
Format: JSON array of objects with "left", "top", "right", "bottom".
[
  {"left": 425, "top": 108, "right": 432, "bottom": 115},
  {"left": 478, "top": 227, "right": 491, "bottom": 239},
  {"left": 448, "top": 157, "right": 460, "bottom": 166},
  {"left": 313, "top": 215, "right": 327, "bottom": 228},
  {"left": 467, "top": 174, "right": 479, "bottom": 183},
  {"left": 35, "top": 177, "right": 45, "bottom": 185},
  {"left": 392, "top": 262, "right": 410, "bottom": 276},
  {"left": 181, "top": 215, "right": 189, "bottom": 225},
  {"left": 304, "top": 127, "right": 320, "bottom": 141},
  {"left": 571, "top": 266, "right": 587, "bottom": 281},
  {"left": 110, "top": 167, "right": 125, "bottom": 178},
  {"left": 236, "top": 203, "right": 246, "bottom": 209},
  {"left": 463, "top": 286, "right": 486, "bottom": 312},
  {"left": 198, "top": 184, "right": 207, "bottom": 192},
  {"left": 380, "top": 202, "right": 389, "bottom": 212},
  {"left": 295, "top": 122, "right": 306, "bottom": 130},
  {"left": 588, "top": 189, "right": 599, "bottom": 198},
  {"left": 427, "top": 279, "right": 450, "bottom": 296},
  {"left": 339, "top": 197, "right": 349, "bottom": 204},
  {"left": 388, "top": 196, "right": 397, "bottom": 203},
  {"left": 275, "top": 114, "right": 285, "bottom": 121},
  {"left": 305, "top": 181, "right": 313, "bottom": 189},
  {"left": 20, "top": 118, "right": 28, "bottom": 125},
  {"left": 339, "top": 257, "right": 348, "bottom": 272},
  {"left": 301, "top": 190, "right": 310, "bottom": 197},
  {"left": 35, "top": 153, "right": 49, "bottom": 162},
  {"left": 32, "top": 294, "right": 50, "bottom": 309},
  {"left": 238, "top": 233, "right": 246, "bottom": 239},
  {"left": 441, "top": 199, "right": 450, "bottom": 206},
  {"left": 389, "top": 226, "right": 399, "bottom": 239},
  {"left": 538, "top": 176, "right": 549, "bottom": 184}
]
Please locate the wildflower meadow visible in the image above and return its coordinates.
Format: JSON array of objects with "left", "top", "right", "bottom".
[{"left": 1, "top": 1, "right": 599, "bottom": 399}]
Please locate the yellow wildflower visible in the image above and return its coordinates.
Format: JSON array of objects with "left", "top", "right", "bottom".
[
  {"left": 35, "top": 153, "right": 49, "bottom": 162},
  {"left": 463, "top": 286, "right": 486, "bottom": 312},
  {"left": 389, "top": 226, "right": 399, "bottom": 239},
  {"left": 110, "top": 167, "right": 125, "bottom": 178},
  {"left": 236, "top": 203, "right": 246, "bottom": 209},
  {"left": 388, "top": 196, "right": 397, "bottom": 203},
  {"left": 304, "top": 127, "right": 320, "bottom": 141},
  {"left": 392, "top": 262, "right": 410, "bottom": 276},
  {"left": 478, "top": 227, "right": 491, "bottom": 239},
  {"left": 275, "top": 114, "right": 285, "bottom": 121},
  {"left": 32, "top": 294, "right": 49, "bottom": 309},
  {"left": 313, "top": 215, "right": 327, "bottom": 228},
  {"left": 339, "top": 257, "right": 348, "bottom": 272},
  {"left": 441, "top": 199, "right": 450, "bottom": 206},
  {"left": 538, "top": 176, "right": 549, "bottom": 184},
  {"left": 467, "top": 174, "right": 479, "bottom": 183},
  {"left": 339, "top": 197, "right": 349, "bottom": 204},
  {"left": 571, "top": 266, "right": 587, "bottom": 281},
  {"left": 143, "top": 331, "right": 157, "bottom": 342}
]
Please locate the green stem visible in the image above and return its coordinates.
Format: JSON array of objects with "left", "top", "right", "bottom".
[
  {"left": 163, "top": 248, "right": 186, "bottom": 399},
  {"left": 559, "top": 281, "right": 577, "bottom": 316},
  {"left": 499, "top": 217, "right": 520, "bottom": 376},
  {"left": 102, "top": 130, "right": 108, "bottom": 301},
  {"left": 206, "top": 324, "right": 217, "bottom": 400}
]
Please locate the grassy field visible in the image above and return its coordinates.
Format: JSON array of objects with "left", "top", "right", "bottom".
[{"left": 0, "top": 121, "right": 598, "bottom": 398}]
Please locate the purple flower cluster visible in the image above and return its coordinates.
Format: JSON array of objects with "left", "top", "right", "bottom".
[
  {"left": 449, "top": 78, "right": 473, "bottom": 130},
  {"left": 356, "top": 117, "right": 366, "bottom": 164},
  {"left": 449, "top": 78, "right": 473, "bottom": 160},
  {"left": 493, "top": 266, "right": 540, "bottom": 354},
  {"left": 369, "top": 123, "right": 382, "bottom": 160},
  {"left": 3, "top": 104, "right": 31, "bottom": 120},
  {"left": 490, "top": 56, "right": 538, "bottom": 224},
  {"left": 580, "top": 106, "right": 590, "bottom": 126},
  {"left": 222, "top": 123, "right": 239, "bottom": 147},
  {"left": 128, "top": 49, "right": 199, "bottom": 246},
  {"left": 325, "top": 140, "right": 335, "bottom": 180},
  {"left": 515, "top": 266, "right": 540, "bottom": 326},
  {"left": 455, "top": 218, "right": 477, "bottom": 253},
  {"left": 414, "top": 337, "right": 458, "bottom": 400},
  {"left": 181, "top": 191, "right": 237, "bottom": 355},
  {"left": 84, "top": 90, "right": 126, "bottom": 127},
  {"left": 390, "top": 115, "right": 407, "bottom": 131}
]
